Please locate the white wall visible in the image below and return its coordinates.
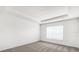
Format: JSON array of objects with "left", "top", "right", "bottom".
[
  {"left": 16, "top": 14, "right": 40, "bottom": 45},
  {"left": 77, "top": 19, "right": 79, "bottom": 46},
  {"left": 0, "top": 10, "right": 40, "bottom": 51},
  {"left": 41, "top": 18, "right": 79, "bottom": 48}
]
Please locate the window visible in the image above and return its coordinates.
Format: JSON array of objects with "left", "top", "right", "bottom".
[{"left": 47, "top": 25, "right": 63, "bottom": 40}]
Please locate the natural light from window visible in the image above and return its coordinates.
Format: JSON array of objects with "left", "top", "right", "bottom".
[{"left": 47, "top": 25, "right": 63, "bottom": 40}]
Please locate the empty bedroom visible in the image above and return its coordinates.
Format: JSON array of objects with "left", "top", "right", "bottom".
[{"left": 0, "top": 6, "right": 79, "bottom": 52}]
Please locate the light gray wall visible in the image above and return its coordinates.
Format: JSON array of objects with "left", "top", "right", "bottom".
[
  {"left": 41, "top": 18, "right": 79, "bottom": 48},
  {"left": 0, "top": 10, "right": 40, "bottom": 51}
]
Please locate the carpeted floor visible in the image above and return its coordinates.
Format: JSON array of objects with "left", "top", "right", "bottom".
[{"left": 2, "top": 41, "right": 79, "bottom": 52}]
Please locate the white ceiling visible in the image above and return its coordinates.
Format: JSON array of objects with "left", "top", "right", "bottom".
[
  {"left": 0, "top": 6, "right": 79, "bottom": 23},
  {"left": 7, "top": 6, "right": 68, "bottom": 22}
]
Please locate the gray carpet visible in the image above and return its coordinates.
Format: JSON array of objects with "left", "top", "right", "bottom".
[{"left": 2, "top": 41, "right": 79, "bottom": 52}]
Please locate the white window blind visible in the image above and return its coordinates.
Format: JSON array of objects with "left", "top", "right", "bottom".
[{"left": 47, "top": 25, "right": 63, "bottom": 40}]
